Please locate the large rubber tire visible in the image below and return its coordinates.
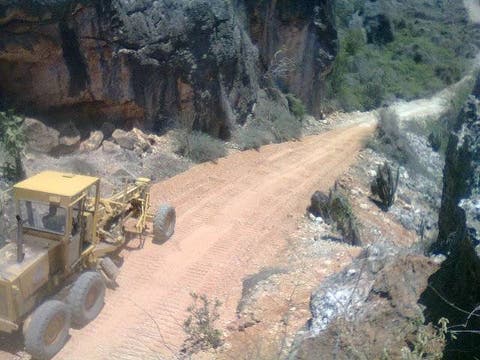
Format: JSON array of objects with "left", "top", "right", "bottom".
[
  {"left": 100, "top": 257, "right": 120, "bottom": 281},
  {"left": 24, "top": 300, "right": 71, "bottom": 360},
  {"left": 67, "top": 271, "right": 106, "bottom": 326},
  {"left": 153, "top": 204, "right": 176, "bottom": 243}
]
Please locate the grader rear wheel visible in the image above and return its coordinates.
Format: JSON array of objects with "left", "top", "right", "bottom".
[
  {"left": 153, "top": 204, "right": 176, "bottom": 243},
  {"left": 24, "top": 300, "right": 71, "bottom": 360}
]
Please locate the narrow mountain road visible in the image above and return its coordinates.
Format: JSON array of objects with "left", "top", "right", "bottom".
[{"left": 46, "top": 121, "right": 375, "bottom": 359}]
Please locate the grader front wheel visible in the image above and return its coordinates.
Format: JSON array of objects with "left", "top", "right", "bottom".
[
  {"left": 153, "top": 204, "right": 176, "bottom": 243},
  {"left": 67, "top": 272, "right": 106, "bottom": 326}
]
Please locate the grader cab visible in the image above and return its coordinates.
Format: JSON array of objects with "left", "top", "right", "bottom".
[{"left": 0, "top": 171, "right": 175, "bottom": 359}]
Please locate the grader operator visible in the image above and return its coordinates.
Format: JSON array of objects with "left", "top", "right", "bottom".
[{"left": 0, "top": 171, "right": 175, "bottom": 359}]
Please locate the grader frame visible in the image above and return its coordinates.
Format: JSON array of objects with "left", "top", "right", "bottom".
[{"left": 0, "top": 171, "right": 175, "bottom": 359}]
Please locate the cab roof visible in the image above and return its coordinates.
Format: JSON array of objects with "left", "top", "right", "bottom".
[{"left": 14, "top": 171, "right": 99, "bottom": 198}]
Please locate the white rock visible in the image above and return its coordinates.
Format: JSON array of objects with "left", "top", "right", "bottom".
[
  {"left": 315, "top": 216, "right": 324, "bottom": 224},
  {"left": 431, "top": 254, "right": 447, "bottom": 264},
  {"left": 347, "top": 269, "right": 357, "bottom": 276}
]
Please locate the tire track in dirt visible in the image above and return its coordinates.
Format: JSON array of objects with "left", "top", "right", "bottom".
[
  {"left": 60, "top": 122, "right": 375, "bottom": 360},
  {"left": 0, "top": 121, "right": 375, "bottom": 360}
]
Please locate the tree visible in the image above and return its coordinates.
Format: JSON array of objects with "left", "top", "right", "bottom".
[{"left": 0, "top": 111, "right": 25, "bottom": 181}]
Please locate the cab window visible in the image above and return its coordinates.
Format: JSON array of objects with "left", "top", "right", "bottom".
[{"left": 20, "top": 201, "right": 66, "bottom": 235}]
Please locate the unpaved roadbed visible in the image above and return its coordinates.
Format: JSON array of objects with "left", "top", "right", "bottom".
[{"left": 27, "top": 122, "right": 374, "bottom": 360}]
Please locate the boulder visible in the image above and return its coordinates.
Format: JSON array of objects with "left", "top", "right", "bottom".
[
  {"left": 308, "top": 191, "right": 330, "bottom": 218},
  {"left": 131, "top": 128, "right": 152, "bottom": 152},
  {"left": 102, "top": 140, "right": 121, "bottom": 154},
  {"left": 100, "top": 122, "right": 116, "bottom": 139},
  {"left": 112, "top": 129, "right": 135, "bottom": 151},
  {"left": 23, "top": 118, "right": 60, "bottom": 154},
  {"left": 80, "top": 130, "right": 104, "bottom": 152},
  {"left": 57, "top": 121, "right": 81, "bottom": 147}
]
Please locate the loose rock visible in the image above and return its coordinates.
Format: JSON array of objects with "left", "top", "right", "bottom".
[
  {"left": 80, "top": 131, "right": 104, "bottom": 152},
  {"left": 23, "top": 118, "right": 60, "bottom": 154}
]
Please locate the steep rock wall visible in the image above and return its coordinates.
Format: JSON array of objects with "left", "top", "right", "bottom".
[
  {"left": 422, "top": 75, "right": 480, "bottom": 359},
  {"left": 244, "top": 0, "right": 337, "bottom": 116},
  {"left": 0, "top": 0, "right": 337, "bottom": 136},
  {"left": 434, "top": 75, "right": 480, "bottom": 256},
  {"left": 0, "top": 0, "right": 260, "bottom": 137}
]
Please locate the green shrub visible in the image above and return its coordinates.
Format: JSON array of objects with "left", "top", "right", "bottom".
[
  {"left": 399, "top": 318, "right": 448, "bottom": 360},
  {"left": 174, "top": 130, "right": 227, "bottom": 163},
  {"left": 233, "top": 110, "right": 302, "bottom": 151},
  {"left": 0, "top": 190, "right": 14, "bottom": 246},
  {"left": 271, "top": 113, "right": 302, "bottom": 142},
  {"left": 0, "top": 111, "right": 25, "bottom": 181},
  {"left": 327, "top": 187, "right": 361, "bottom": 246},
  {"left": 310, "top": 184, "right": 361, "bottom": 245},
  {"left": 286, "top": 94, "right": 306, "bottom": 119},
  {"left": 232, "top": 124, "right": 274, "bottom": 151},
  {"left": 182, "top": 293, "right": 223, "bottom": 355},
  {"left": 326, "top": 0, "right": 477, "bottom": 112}
]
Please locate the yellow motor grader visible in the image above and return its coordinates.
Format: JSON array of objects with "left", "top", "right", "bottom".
[{"left": 0, "top": 171, "right": 175, "bottom": 359}]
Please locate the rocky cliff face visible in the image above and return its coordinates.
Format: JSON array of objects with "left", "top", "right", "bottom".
[
  {"left": 434, "top": 76, "right": 480, "bottom": 256},
  {"left": 0, "top": 0, "right": 337, "bottom": 137},
  {"left": 243, "top": 0, "right": 337, "bottom": 115},
  {"left": 421, "top": 75, "right": 480, "bottom": 358}
]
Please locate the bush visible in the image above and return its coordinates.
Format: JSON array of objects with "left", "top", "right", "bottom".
[
  {"left": 181, "top": 293, "right": 223, "bottom": 355},
  {"left": 309, "top": 184, "right": 361, "bottom": 246},
  {"left": 271, "top": 113, "right": 302, "bottom": 142},
  {"left": 0, "top": 189, "right": 14, "bottom": 247},
  {"left": 400, "top": 318, "right": 448, "bottom": 360},
  {"left": 370, "top": 162, "right": 400, "bottom": 210},
  {"left": 174, "top": 130, "right": 227, "bottom": 163},
  {"left": 368, "top": 110, "right": 420, "bottom": 171},
  {"left": 232, "top": 122, "right": 275, "bottom": 151},
  {"left": 0, "top": 111, "right": 25, "bottom": 181},
  {"left": 233, "top": 112, "right": 302, "bottom": 151},
  {"left": 286, "top": 94, "right": 306, "bottom": 119}
]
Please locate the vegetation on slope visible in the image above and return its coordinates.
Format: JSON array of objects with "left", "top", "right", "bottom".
[{"left": 326, "top": 0, "right": 479, "bottom": 111}]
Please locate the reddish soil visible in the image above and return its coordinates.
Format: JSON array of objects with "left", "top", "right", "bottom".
[{"left": 0, "top": 121, "right": 374, "bottom": 360}]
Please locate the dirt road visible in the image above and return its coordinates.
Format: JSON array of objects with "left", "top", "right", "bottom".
[{"left": 7, "top": 121, "right": 369, "bottom": 360}]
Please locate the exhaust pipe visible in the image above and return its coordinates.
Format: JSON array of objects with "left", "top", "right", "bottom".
[{"left": 16, "top": 215, "right": 24, "bottom": 263}]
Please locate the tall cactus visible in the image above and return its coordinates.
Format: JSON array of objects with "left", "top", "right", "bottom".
[{"left": 371, "top": 162, "right": 400, "bottom": 209}]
